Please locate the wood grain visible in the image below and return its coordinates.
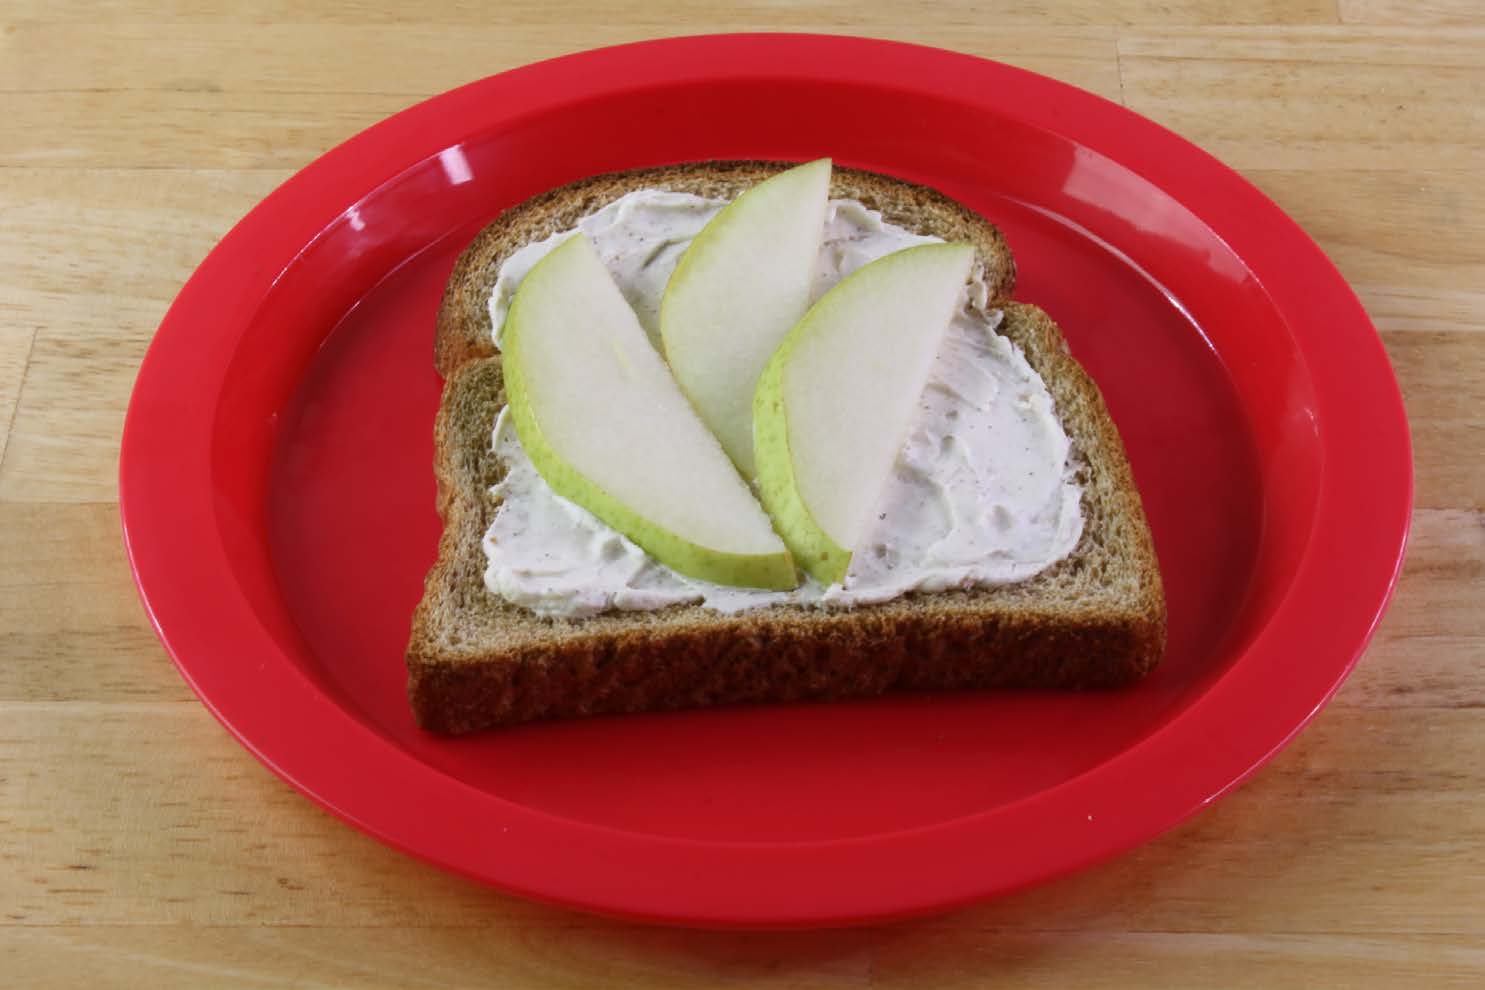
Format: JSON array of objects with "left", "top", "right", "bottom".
[
  {"left": 0, "top": 925, "right": 881, "bottom": 990},
  {"left": 1242, "top": 170, "right": 1485, "bottom": 334},
  {"left": 2, "top": 701, "right": 1481, "bottom": 931},
  {"left": 1385, "top": 335, "right": 1485, "bottom": 510},
  {"left": 0, "top": 21, "right": 1124, "bottom": 103},
  {"left": 0, "top": 168, "right": 285, "bottom": 502},
  {"left": 13, "top": 0, "right": 1345, "bottom": 28},
  {"left": 0, "top": 91, "right": 411, "bottom": 171},
  {"left": 1117, "top": 27, "right": 1485, "bottom": 170},
  {"left": 5, "top": 927, "right": 1482, "bottom": 990},
  {"left": 872, "top": 933, "right": 1485, "bottom": 988},
  {"left": 1340, "top": 0, "right": 1482, "bottom": 26},
  {"left": 0, "top": 325, "right": 32, "bottom": 466},
  {"left": 2, "top": 1, "right": 1482, "bottom": 985},
  {"left": 0, "top": 503, "right": 184, "bottom": 703}
]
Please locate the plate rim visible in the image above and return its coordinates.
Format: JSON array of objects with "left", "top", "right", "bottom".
[{"left": 120, "top": 33, "right": 1413, "bottom": 926}]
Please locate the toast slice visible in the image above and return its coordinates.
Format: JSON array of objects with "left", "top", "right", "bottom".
[
  {"left": 434, "top": 161, "right": 1017, "bottom": 378},
  {"left": 408, "top": 158, "right": 1164, "bottom": 734}
]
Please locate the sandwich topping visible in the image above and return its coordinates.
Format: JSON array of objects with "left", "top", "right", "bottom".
[{"left": 482, "top": 190, "right": 1083, "bottom": 618}]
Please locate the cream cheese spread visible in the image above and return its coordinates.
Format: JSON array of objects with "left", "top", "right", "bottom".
[{"left": 482, "top": 190, "right": 1084, "bottom": 618}]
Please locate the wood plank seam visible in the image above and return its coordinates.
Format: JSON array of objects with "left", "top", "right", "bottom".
[{"left": 0, "top": 327, "right": 39, "bottom": 478}]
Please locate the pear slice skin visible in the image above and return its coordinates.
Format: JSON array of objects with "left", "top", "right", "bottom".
[
  {"left": 503, "top": 234, "right": 797, "bottom": 591},
  {"left": 753, "top": 242, "right": 976, "bottom": 585},
  {"left": 660, "top": 158, "right": 832, "bottom": 478}
]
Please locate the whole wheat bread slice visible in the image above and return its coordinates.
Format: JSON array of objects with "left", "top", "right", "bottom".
[
  {"left": 406, "top": 164, "right": 1158, "bottom": 736},
  {"left": 434, "top": 161, "right": 1017, "bottom": 378},
  {"left": 408, "top": 163, "right": 1164, "bottom": 734}
]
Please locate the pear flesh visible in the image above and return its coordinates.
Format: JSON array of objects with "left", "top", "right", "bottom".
[
  {"left": 502, "top": 234, "right": 797, "bottom": 591},
  {"left": 660, "top": 158, "right": 832, "bottom": 478},
  {"left": 753, "top": 242, "right": 976, "bottom": 585}
]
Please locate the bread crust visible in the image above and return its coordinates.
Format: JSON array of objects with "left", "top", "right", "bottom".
[
  {"left": 408, "top": 162, "right": 1163, "bottom": 734},
  {"left": 434, "top": 161, "right": 1017, "bottom": 377}
]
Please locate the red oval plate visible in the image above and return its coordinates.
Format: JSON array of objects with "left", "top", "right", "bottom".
[{"left": 120, "top": 35, "right": 1411, "bottom": 927}]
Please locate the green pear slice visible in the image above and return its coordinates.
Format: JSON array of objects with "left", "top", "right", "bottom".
[
  {"left": 753, "top": 242, "right": 976, "bottom": 585},
  {"left": 502, "top": 234, "right": 797, "bottom": 591},
  {"left": 659, "top": 158, "right": 831, "bottom": 478}
]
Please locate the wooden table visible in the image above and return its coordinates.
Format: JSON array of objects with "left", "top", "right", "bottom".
[{"left": 3, "top": 1, "right": 1481, "bottom": 985}]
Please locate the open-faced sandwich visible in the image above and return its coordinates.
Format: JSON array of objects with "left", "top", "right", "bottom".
[{"left": 407, "top": 159, "right": 1165, "bottom": 733}]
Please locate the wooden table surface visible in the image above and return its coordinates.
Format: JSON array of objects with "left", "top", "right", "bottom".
[{"left": 3, "top": 1, "right": 1482, "bottom": 986}]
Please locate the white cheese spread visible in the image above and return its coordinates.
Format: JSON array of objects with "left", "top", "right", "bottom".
[{"left": 482, "top": 190, "right": 1083, "bottom": 618}]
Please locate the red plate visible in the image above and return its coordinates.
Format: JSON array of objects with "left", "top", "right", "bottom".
[{"left": 120, "top": 35, "right": 1411, "bottom": 927}]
